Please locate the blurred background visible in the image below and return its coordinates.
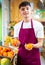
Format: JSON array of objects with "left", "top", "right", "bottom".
[{"left": 0, "top": 0, "right": 2, "bottom": 45}]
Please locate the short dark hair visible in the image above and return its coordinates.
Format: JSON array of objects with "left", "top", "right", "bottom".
[{"left": 19, "top": 1, "right": 31, "bottom": 9}]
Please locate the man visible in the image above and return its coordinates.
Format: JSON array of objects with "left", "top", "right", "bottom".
[{"left": 14, "top": 1, "right": 44, "bottom": 65}]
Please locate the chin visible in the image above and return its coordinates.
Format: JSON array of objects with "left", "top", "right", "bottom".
[{"left": 24, "top": 16, "right": 29, "bottom": 18}]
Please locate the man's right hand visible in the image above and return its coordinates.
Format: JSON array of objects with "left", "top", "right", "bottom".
[{"left": 14, "top": 38, "right": 20, "bottom": 47}]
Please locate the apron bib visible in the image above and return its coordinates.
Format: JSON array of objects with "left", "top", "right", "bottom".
[{"left": 17, "top": 20, "right": 41, "bottom": 65}]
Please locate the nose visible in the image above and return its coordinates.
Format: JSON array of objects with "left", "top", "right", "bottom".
[{"left": 24, "top": 9, "right": 28, "bottom": 12}]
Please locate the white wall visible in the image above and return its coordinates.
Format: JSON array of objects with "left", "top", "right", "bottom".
[{"left": 2, "top": 0, "right": 10, "bottom": 45}]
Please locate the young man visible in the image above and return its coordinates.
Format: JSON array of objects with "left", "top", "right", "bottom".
[{"left": 14, "top": 1, "right": 44, "bottom": 65}]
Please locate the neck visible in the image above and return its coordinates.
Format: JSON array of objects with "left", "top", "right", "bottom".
[{"left": 23, "top": 18, "right": 31, "bottom": 22}]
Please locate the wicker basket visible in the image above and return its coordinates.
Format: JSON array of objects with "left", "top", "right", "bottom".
[{"left": 0, "top": 46, "right": 18, "bottom": 65}]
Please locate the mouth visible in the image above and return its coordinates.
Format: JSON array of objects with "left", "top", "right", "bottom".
[{"left": 23, "top": 13, "right": 29, "bottom": 15}]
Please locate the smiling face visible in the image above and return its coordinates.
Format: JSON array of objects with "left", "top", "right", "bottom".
[{"left": 19, "top": 5, "right": 32, "bottom": 19}]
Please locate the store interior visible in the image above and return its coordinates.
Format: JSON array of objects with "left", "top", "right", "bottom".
[{"left": 0, "top": 0, "right": 45, "bottom": 65}]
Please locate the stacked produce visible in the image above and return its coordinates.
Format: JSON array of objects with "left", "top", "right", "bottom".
[
  {"left": 4, "top": 36, "right": 11, "bottom": 46},
  {"left": 3, "top": 35, "right": 20, "bottom": 65},
  {"left": 4, "top": 36, "right": 20, "bottom": 47},
  {"left": 0, "top": 46, "right": 14, "bottom": 59}
]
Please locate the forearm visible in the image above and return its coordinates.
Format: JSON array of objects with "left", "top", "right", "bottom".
[
  {"left": 33, "top": 42, "right": 43, "bottom": 48},
  {"left": 33, "top": 38, "right": 44, "bottom": 48}
]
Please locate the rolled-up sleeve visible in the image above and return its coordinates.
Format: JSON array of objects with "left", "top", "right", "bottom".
[
  {"left": 36, "top": 24, "right": 44, "bottom": 38},
  {"left": 14, "top": 25, "right": 19, "bottom": 38}
]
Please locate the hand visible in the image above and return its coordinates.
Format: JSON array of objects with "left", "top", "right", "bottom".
[
  {"left": 16, "top": 42, "right": 20, "bottom": 47},
  {"left": 24, "top": 43, "right": 33, "bottom": 51},
  {"left": 14, "top": 38, "right": 20, "bottom": 47}
]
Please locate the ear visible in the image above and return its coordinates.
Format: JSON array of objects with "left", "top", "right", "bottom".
[
  {"left": 19, "top": 9, "right": 22, "bottom": 16},
  {"left": 19, "top": 9, "right": 21, "bottom": 13}
]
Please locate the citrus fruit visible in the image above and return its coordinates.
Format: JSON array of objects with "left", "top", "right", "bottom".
[
  {"left": 8, "top": 52, "right": 14, "bottom": 58},
  {"left": 25, "top": 43, "right": 33, "bottom": 50},
  {"left": 1, "top": 58, "right": 11, "bottom": 65}
]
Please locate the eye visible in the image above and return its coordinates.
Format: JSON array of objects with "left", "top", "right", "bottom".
[
  {"left": 21, "top": 8, "right": 25, "bottom": 11},
  {"left": 26, "top": 7, "right": 29, "bottom": 10}
]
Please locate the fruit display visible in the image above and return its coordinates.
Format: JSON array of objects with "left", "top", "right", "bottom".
[
  {"left": 4, "top": 36, "right": 20, "bottom": 47},
  {"left": 4, "top": 36, "right": 11, "bottom": 46},
  {"left": 25, "top": 43, "right": 33, "bottom": 50},
  {"left": 0, "top": 45, "right": 19, "bottom": 65},
  {"left": 0, "top": 46, "right": 14, "bottom": 59}
]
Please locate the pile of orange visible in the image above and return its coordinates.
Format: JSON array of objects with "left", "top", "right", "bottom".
[{"left": 0, "top": 46, "right": 14, "bottom": 59}]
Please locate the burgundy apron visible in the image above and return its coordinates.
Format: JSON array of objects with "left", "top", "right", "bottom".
[{"left": 17, "top": 20, "right": 41, "bottom": 65}]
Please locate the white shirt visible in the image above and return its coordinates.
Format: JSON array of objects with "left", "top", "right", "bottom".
[{"left": 14, "top": 20, "right": 44, "bottom": 38}]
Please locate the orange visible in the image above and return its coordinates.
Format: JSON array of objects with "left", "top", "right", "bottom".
[
  {"left": 0, "top": 53, "right": 2, "bottom": 56},
  {"left": 6, "top": 47, "right": 11, "bottom": 52},
  {"left": 25, "top": 43, "right": 33, "bottom": 49},
  {"left": 0, "top": 46, "right": 3, "bottom": 51},
  {"left": 12, "top": 38, "right": 20, "bottom": 44},
  {"left": 8, "top": 52, "right": 14, "bottom": 58},
  {"left": 15, "top": 38, "right": 20, "bottom": 44},
  {"left": 3, "top": 52, "right": 8, "bottom": 57},
  {"left": 11, "top": 38, "right": 16, "bottom": 46},
  {"left": 3, "top": 47, "right": 7, "bottom": 52},
  {"left": 12, "top": 42, "right": 16, "bottom": 46},
  {"left": 9, "top": 51, "right": 14, "bottom": 55},
  {"left": 11, "top": 38, "right": 20, "bottom": 46},
  {"left": 1, "top": 50, "right": 4, "bottom": 55}
]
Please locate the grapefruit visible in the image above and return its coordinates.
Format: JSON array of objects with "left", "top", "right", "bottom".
[{"left": 1, "top": 58, "right": 11, "bottom": 65}]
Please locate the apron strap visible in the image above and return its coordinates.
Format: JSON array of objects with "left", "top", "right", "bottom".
[
  {"left": 21, "top": 21, "right": 24, "bottom": 28},
  {"left": 21, "top": 19, "right": 33, "bottom": 28},
  {"left": 31, "top": 19, "right": 33, "bottom": 28}
]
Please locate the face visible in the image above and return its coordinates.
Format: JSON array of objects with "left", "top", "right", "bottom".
[{"left": 19, "top": 5, "right": 32, "bottom": 19}]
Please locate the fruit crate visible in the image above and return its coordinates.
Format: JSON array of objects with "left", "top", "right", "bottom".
[
  {"left": 0, "top": 54, "right": 17, "bottom": 65},
  {"left": 9, "top": 46, "right": 18, "bottom": 65},
  {"left": 11, "top": 54, "right": 17, "bottom": 65},
  {"left": 0, "top": 45, "right": 18, "bottom": 65}
]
